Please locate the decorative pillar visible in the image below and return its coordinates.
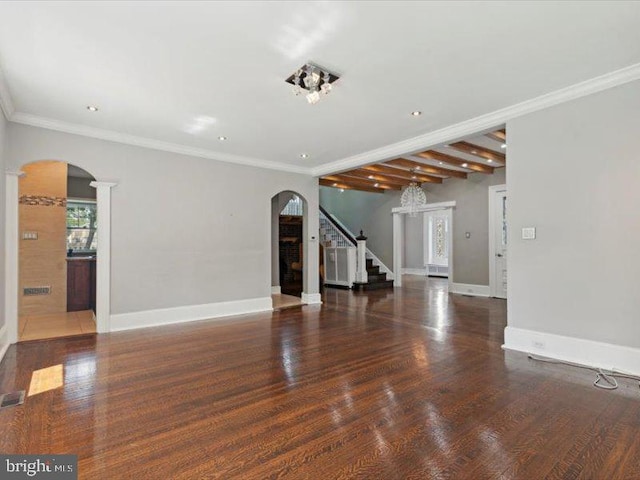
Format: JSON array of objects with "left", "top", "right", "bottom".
[
  {"left": 355, "top": 230, "right": 368, "bottom": 284},
  {"left": 5, "top": 171, "right": 25, "bottom": 344},
  {"left": 90, "top": 181, "right": 117, "bottom": 333}
]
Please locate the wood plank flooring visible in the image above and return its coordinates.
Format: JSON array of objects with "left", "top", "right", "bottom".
[{"left": 1, "top": 276, "right": 639, "bottom": 479}]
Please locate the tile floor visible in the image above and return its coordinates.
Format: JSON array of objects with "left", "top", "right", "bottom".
[{"left": 19, "top": 310, "right": 96, "bottom": 342}]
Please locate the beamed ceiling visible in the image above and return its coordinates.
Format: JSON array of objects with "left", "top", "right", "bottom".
[{"left": 321, "top": 129, "right": 506, "bottom": 193}]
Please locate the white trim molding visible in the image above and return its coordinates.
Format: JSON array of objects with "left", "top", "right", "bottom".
[
  {"left": 503, "top": 326, "right": 640, "bottom": 377},
  {"left": 10, "top": 112, "right": 310, "bottom": 175},
  {"left": 110, "top": 296, "right": 273, "bottom": 332},
  {"left": 450, "top": 283, "right": 490, "bottom": 297},
  {"left": 301, "top": 292, "right": 322, "bottom": 305},
  {"left": 4, "top": 170, "right": 24, "bottom": 344},
  {"left": 313, "top": 62, "right": 640, "bottom": 176},
  {"left": 0, "top": 324, "right": 9, "bottom": 365},
  {"left": 90, "top": 181, "right": 117, "bottom": 333},
  {"left": 0, "top": 66, "right": 15, "bottom": 119},
  {"left": 392, "top": 201, "right": 456, "bottom": 215},
  {"left": 271, "top": 286, "right": 282, "bottom": 295}
]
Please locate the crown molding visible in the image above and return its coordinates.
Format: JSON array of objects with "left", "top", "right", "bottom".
[
  {"left": 312, "top": 62, "right": 640, "bottom": 177},
  {"left": 9, "top": 112, "right": 311, "bottom": 175},
  {"left": 3, "top": 62, "right": 640, "bottom": 177},
  {"left": 0, "top": 66, "right": 15, "bottom": 120}
]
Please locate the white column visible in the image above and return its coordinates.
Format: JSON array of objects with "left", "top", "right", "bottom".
[
  {"left": 392, "top": 212, "right": 404, "bottom": 287},
  {"left": 5, "top": 171, "right": 24, "bottom": 344},
  {"left": 355, "top": 232, "right": 368, "bottom": 284},
  {"left": 90, "top": 181, "right": 117, "bottom": 333}
]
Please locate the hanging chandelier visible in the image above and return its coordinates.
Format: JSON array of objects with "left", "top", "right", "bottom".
[
  {"left": 400, "top": 182, "right": 427, "bottom": 217},
  {"left": 286, "top": 62, "right": 339, "bottom": 105}
]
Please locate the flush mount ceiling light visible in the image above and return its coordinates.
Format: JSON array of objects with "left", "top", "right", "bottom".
[
  {"left": 286, "top": 62, "right": 339, "bottom": 105},
  {"left": 86, "top": 105, "right": 98, "bottom": 112}
]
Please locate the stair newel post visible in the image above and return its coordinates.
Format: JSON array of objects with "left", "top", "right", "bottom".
[{"left": 355, "top": 230, "right": 368, "bottom": 284}]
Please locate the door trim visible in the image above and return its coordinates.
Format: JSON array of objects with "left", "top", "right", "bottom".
[{"left": 488, "top": 184, "right": 507, "bottom": 298}]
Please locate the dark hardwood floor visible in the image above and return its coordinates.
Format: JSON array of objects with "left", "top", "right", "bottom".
[{"left": 1, "top": 276, "right": 639, "bottom": 479}]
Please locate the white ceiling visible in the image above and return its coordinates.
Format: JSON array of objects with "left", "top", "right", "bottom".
[{"left": 0, "top": 1, "right": 639, "bottom": 174}]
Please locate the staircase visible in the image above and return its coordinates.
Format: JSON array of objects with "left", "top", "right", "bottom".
[
  {"left": 319, "top": 207, "right": 394, "bottom": 291},
  {"left": 353, "top": 258, "right": 394, "bottom": 291}
]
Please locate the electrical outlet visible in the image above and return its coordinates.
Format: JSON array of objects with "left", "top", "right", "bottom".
[{"left": 533, "top": 340, "right": 545, "bottom": 349}]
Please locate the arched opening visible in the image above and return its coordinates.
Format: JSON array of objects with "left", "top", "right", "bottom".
[
  {"left": 16, "top": 161, "right": 98, "bottom": 341},
  {"left": 271, "top": 191, "right": 308, "bottom": 309}
]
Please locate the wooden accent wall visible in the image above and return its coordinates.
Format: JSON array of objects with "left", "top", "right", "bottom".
[{"left": 19, "top": 161, "right": 68, "bottom": 316}]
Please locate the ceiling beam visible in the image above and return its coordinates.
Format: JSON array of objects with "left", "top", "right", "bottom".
[
  {"left": 319, "top": 178, "right": 385, "bottom": 194},
  {"left": 485, "top": 130, "right": 506, "bottom": 143},
  {"left": 322, "top": 174, "right": 401, "bottom": 191},
  {"left": 449, "top": 141, "right": 505, "bottom": 164},
  {"left": 383, "top": 159, "right": 467, "bottom": 179},
  {"left": 415, "top": 150, "right": 494, "bottom": 174},
  {"left": 340, "top": 169, "right": 415, "bottom": 187}
]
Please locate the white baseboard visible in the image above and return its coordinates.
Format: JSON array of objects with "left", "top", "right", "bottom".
[
  {"left": 450, "top": 283, "right": 490, "bottom": 297},
  {"left": 110, "top": 297, "right": 273, "bottom": 332},
  {"left": 0, "top": 324, "right": 9, "bottom": 366},
  {"left": 401, "top": 268, "right": 427, "bottom": 276},
  {"left": 301, "top": 292, "right": 322, "bottom": 305},
  {"left": 270, "top": 286, "right": 281, "bottom": 294},
  {"left": 503, "top": 326, "right": 640, "bottom": 377}
]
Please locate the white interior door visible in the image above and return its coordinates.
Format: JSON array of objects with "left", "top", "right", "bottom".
[{"left": 490, "top": 188, "right": 508, "bottom": 298}]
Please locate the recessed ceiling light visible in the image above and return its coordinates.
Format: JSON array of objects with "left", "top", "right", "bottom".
[
  {"left": 300, "top": 153, "right": 309, "bottom": 159},
  {"left": 86, "top": 105, "right": 98, "bottom": 112},
  {"left": 333, "top": 183, "right": 338, "bottom": 187},
  {"left": 439, "top": 161, "right": 443, "bottom": 165},
  {"left": 368, "top": 175, "right": 374, "bottom": 179},
  {"left": 444, "top": 144, "right": 450, "bottom": 148},
  {"left": 218, "top": 136, "right": 227, "bottom": 141},
  {"left": 501, "top": 143, "right": 507, "bottom": 149},
  {"left": 462, "top": 163, "right": 469, "bottom": 168},
  {"left": 411, "top": 111, "right": 422, "bottom": 116},
  {"left": 374, "top": 183, "right": 380, "bottom": 187},
  {"left": 412, "top": 175, "right": 417, "bottom": 180},
  {"left": 340, "top": 188, "right": 345, "bottom": 192},
  {"left": 487, "top": 159, "right": 493, "bottom": 163},
  {"left": 415, "top": 166, "right": 421, "bottom": 170},
  {"left": 471, "top": 150, "right": 478, "bottom": 155}
]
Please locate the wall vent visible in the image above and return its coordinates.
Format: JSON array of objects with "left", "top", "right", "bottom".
[{"left": 23, "top": 286, "right": 51, "bottom": 296}]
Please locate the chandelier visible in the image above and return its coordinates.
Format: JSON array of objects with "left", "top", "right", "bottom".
[
  {"left": 400, "top": 182, "right": 427, "bottom": 217},
  {"left": 286, "top": 62, "right": 339, "bottom": 105}
]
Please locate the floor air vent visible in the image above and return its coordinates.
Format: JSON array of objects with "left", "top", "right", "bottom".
[
  {"left": 0, "top": 391, "right": 25, "bottom": 410},
  {"left": 23, "top": 286, "right": 51, "bottom": 296}
]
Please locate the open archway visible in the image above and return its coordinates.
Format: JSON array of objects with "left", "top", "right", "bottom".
[{"left": 5, "top": 160, "right": 115, "bottom": 344}]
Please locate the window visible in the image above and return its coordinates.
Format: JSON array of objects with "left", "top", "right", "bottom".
[{"left": 67, "top": 200, "right": 97, "bottom": 253}]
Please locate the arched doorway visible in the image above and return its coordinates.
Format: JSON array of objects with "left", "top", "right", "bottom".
[
  {"left": 271, "top": 191, "right": 309, "bottom": 309},
  {"left": 5, "top": 161, "right": 115, "bottom": 344},
  {"left": 17, "top": 161, "right": 96, "bottom": 340}
]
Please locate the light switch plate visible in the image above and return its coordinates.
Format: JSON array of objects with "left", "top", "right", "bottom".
[
  {"left": 522, "top": 227, "right": 536, "bottom": 240},
  {"left": 22, "top": 231, "right": 38, "bottom": 240}
]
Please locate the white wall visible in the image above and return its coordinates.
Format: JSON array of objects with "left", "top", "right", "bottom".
[
  {"left": 0, "top": 111, "right": 6, "bottom": 332},
  {"left": 7, "top": 124, "right": 319, "bottom": 320},
  {"left": 507, "top": 80, "right": 640, "bottom": 352}
]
